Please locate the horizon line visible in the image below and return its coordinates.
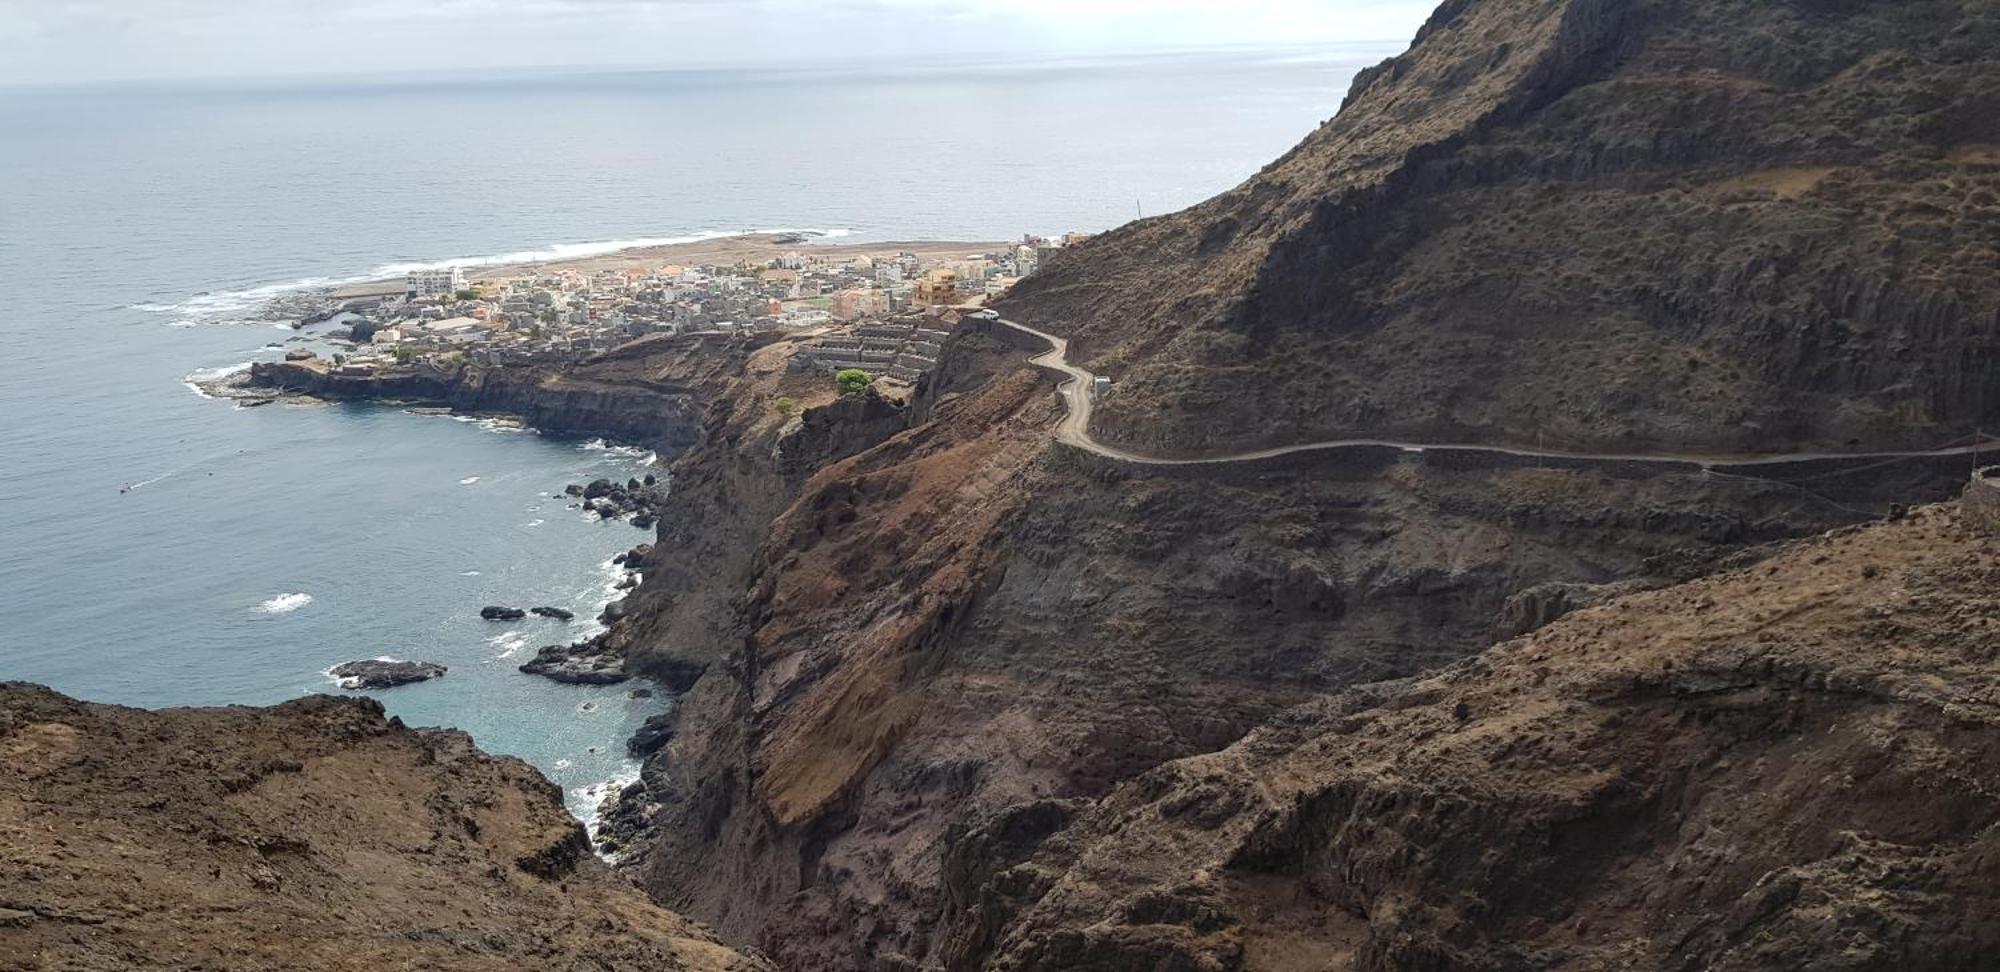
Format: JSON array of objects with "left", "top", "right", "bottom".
[{"left": 0, "top": 40, "right": 1407, "bottom": 94}]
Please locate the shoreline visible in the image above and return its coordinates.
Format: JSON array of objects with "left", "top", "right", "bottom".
[{"left": 327, "top": 232, "right": 1011, "bottom": 299}]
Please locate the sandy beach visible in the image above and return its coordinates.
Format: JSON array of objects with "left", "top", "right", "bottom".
[{"left": 329, "top": 234, "right": 1010, "bottom": 299}]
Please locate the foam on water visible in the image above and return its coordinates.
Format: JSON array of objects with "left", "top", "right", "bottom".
[
  {"left": 485, "top": 630, "right": 529, "bottom": 661},
  {"left": 575, "top": 769, "right": 642, "bottom": 844},
  {"left": 256, "top": 592, "right": 314, "bottom": 614},
  {"left": 131, "top": 228, "right": 854, "bottom": 326},
  {"left": 181, "top": 361, "right": 254, "bottom": 400},
  {"left": 459, "top": 476, "right": 481, "bottom": 485}
]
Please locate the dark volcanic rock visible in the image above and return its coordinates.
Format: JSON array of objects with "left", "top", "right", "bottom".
[
  {"left": 328, "top": 659, "right": 446, "bottom": 690},
  {"left": 626, "top": 708, "right": 680, "bottom": 757},
  {"left": 519, "top": 640, "right": 628, "bottom": 685},
  {"left": 480, "top": 606, "right": 527, "bottom": 621},
  {"left": 530, "top": 606, "right": 576, "bottom": 621}
]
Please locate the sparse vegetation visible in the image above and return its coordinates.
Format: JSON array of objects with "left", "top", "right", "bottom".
[{"left": 774, "top": 396, "right": 798, "bottom": 415}]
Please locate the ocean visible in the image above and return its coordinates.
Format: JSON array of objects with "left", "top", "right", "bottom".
[{"left": 0, "top": 47, "right": 1387, "bottom": 820}]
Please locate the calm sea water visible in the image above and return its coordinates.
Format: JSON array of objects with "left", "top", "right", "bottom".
[{"left": 0, "top": 48, "right": 1385, "bottom": 818}]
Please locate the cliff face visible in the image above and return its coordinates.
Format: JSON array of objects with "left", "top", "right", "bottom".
[
  {"left": 1000, "top": 0, "right": 2000, "bottom": 456},
  {"left": 943, "top": 505, "right": 2000, "bottom": 971},
  {"left": 0, "top": 683, "right": 768, "bottom": 972},
  {"left": 249, "top": 333, "right": 759, "bottom": 455}
]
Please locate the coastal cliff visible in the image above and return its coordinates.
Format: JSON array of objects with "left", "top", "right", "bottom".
[
  {"left": 48, "top": 0, "right": 1999, "bottom": 967},
  {"left": 247, "top": 332, "right": 759, "bottom": 455},
  {"left": 0, "top": 683, "right": 768, "bottom": 971}
]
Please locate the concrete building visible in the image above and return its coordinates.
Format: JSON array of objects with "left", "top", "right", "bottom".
[{"left": 406, "top": 267, "right": 467, "bottom": 299}]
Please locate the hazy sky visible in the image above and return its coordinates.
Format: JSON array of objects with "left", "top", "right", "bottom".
[{"left": 0, "top": 0, "right": 1437, "bottom": 85}]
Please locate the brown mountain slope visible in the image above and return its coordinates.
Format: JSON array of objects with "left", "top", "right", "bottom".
[
  {"left": 1000, "top": 0, "right": 2000, "bottom": 457},
  {"left": 945, "top": 503, "right": 2000, "bottom": 971},
  {"left": 609, "top": 322, "right": 1967, "bottom": 969},
  {"left": 0, "top": 685, "right": 768, "bottom": 972},
  {"left": 553, "top": 1, "right": 2000, "bottom": 967}
]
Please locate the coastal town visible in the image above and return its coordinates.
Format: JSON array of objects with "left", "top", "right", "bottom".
[{"left": 269, "top": 232, "right": 1094, "bottom": 385}]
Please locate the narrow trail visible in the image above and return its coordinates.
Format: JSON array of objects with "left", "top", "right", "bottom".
[{"left": 991, "top": 314, "right": 1998, "bottom": 473}]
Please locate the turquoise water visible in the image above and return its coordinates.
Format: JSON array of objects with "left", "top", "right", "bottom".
[{"left": 0, "top": 48, "right": 1385, "bottom": 818}]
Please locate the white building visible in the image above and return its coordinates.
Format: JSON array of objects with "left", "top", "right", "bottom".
[{"left": 407, "top": 267, "right": 468, "bottom": 298}]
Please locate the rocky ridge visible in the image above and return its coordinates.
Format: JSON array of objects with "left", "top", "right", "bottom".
[
  {"left": 0, "top": 683, "right": 767, "bottom": 971},
  {"left": 1001, "top": 0, "right": 2000, "bottom": 457}
]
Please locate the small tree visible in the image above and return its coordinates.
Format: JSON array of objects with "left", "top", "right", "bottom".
[
  {"left": 774, "top": 396, "right": 799, "bottom": 416},
  {"left": 455, "top": 289, "right": 479, "bottom": 302},
  {"left": 835, "top": 369, "right": 871, "bottom": 397}
]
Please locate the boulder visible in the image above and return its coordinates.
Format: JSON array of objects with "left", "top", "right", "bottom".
[
  {"left": 329, "top": 659, "right": 446, "bottom": 690},
  {"left": 626, "top": 708, "right": 680, "bottom": 756},
  {"left": 530, "top": 606, "right": 576, "bottom": 621},
  {"left": 582, "top": 478, "right": 615, "bottom": 500},
  {"left": 480, "top": 606, "right": 527, "bottom": 621}
]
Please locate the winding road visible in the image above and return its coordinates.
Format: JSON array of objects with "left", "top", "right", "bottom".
[{"left": 992, "top": 314, "right": 1999, "bottom": 473}]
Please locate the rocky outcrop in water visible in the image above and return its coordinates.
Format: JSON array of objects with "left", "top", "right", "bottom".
[
  {"left": 479, "top": 605, "right": 527, "bottom": 621},
  {"left": 328, "top": 659, "right": 446, "bottom": 690},
  {"left": 530, "top": 606, "right": 575, "bottom": 621},
  {"left": 519, "top": 637, "right": 629, "bottom": 685}
]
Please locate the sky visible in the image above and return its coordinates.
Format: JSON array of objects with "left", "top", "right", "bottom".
[{"left": 0, "top": 0, "right": 1438, "bottom": 86}]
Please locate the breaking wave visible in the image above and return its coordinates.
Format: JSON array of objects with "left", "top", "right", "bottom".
[
  {"left": 133, "top": 228, "right": 855, "bottom": 326},
  {"left": 182, "top": 361, "right": 253, "bottom": 399}
]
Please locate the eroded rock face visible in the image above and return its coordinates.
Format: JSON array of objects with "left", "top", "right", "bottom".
[
  {"left": 945, "top": 507, "right": 2000, "bottom": 971},
  {"left": 0, "top": 683, "right": 768, "bottom": 972}
]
